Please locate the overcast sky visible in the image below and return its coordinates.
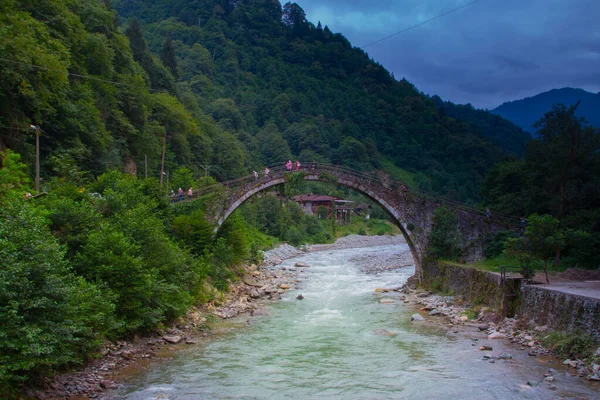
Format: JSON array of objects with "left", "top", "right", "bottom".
[{"left": 294, "top": 0, "right": 600, "bottom": 109}]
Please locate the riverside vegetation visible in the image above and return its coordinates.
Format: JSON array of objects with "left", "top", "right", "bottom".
[{"left": 1, "top": 0, "right": 600, "bottom": 396}]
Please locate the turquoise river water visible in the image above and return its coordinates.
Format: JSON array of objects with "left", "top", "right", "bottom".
[{"left": 114, "top": 244, "right": 599, "bottom": 400}]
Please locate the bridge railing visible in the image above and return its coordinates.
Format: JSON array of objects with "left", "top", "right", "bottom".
[{"left": 183, "top": 162, "right": 519, "bottom": 225}]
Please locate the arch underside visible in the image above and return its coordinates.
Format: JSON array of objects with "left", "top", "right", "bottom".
[{"left": 216, "top": 174, "right": 423, "bottom": 274}]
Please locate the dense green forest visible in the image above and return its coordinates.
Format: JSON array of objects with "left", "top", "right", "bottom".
[
  {"left": 480, "top": 104, "right": 600, "bottom": 271},
  {"left": 1, "top": 0, "right": 528, "bottom": 203},
  {"left": 1, "top": 0, "right": 599, "bottom": 395}
]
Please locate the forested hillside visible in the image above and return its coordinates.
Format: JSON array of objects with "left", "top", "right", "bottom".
[
  {"left": 113, "top": 0, "right": 531, "bottom": 202},
  {"left": 492, "top": 88, "right": 600, "bottom": 133},
  {"left": 1, "top": 0, "right": 527, "bottom": 203}
]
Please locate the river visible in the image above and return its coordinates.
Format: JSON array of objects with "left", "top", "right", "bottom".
[{"left": 114, "top": 243, "right": 598, "bottom": 399}]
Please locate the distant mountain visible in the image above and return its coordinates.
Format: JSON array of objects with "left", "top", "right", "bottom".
[
  {"left": 431, "top": 96, "right": 531, "bottom": 156},
  {"left": 491, "top": 88, "right": 600, "bottom": 133}
]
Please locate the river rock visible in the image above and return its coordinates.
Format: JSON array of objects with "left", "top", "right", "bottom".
[
  {"left": 379, "top": 298, "right": 394, "bottom": 304},
  {"left": 488, "top": 332, "right": 506, "bottom": 340},
  {"left": 411, "top": 314, "right": 425, "bottom": 321},
  {"left": 296, "top": 294, "right": 304, "bottom": 300},
  {"left": 162, "top": 335, "right": 183, "bottom": 344},
  {"left": 279, "top": 284, "right": 290, "bottom": 290},
  {"left": 477, "top": 324, "right": 490, "bottom": 331},
  {"left": 478, "top": 346, "right": 493, "bottom": 351},
  {"left": 428, "top": 309, "right": 441, "bottom": 316},
  {"left": 295, "top": 262, "right": 310, "bottom": 268},
  {"left": 498, "top": 353, "right": 513, "bottom": 360},
  {"left": 243, "top": 274, "right": 261, "bottom": 287},
  {"left": 372, "top": 329, "right": 398, "bottom": 337}
]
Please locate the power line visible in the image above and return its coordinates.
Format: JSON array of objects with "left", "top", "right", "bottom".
[
  {"left": 0, "top": 56, "right": 170, "bottom": 94},
  {"left": 361, "top": 0, "right": 482, "bottom": 49}
]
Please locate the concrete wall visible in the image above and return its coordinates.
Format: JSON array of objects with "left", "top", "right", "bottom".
[{"left": 519, "top": 285, "right": 600, "bottom": 341}]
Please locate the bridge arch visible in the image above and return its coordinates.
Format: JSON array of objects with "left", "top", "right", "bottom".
[
  {"left": 215, "top": 172, "right": 423, "bottom": 274},
  {"left": 195, "top": 164, "right": 513, "bottom": 283}
]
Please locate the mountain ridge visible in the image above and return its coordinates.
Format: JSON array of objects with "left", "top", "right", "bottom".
[{"left": 491, "top": 87, "right": 600, "bottom": 133}]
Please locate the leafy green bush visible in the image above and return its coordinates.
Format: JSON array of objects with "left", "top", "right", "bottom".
[
  {"left": 0, "top": 197, "right": 115, "bottom": 392},
  {"left": 427, "top": 206, "right": 463, "bottom": 261},
  {"left": 484, "top": 229, "right": 519, "bottom": 258},
  {"left": 540, "top": 330, "right": 597, "bottom": 360},
  {"left": 172, "top": 209, "right": 215, "bottom": 255}
]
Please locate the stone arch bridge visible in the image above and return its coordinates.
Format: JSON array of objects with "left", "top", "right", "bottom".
[{"left": 189, "top": 164, "right": 516, "bottom": 282}]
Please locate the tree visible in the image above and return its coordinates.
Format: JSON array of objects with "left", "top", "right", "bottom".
[
  {"left": 0, "top": 149, "right": 31, "bottom": 196},
  {"left": 527, "top": 103, "right": 600, "bottom": 218},
  {"left": 0, "top": 196, "right": 114, "bottom": 391},
  {"left": 427, "top": 206, "right": 462, "bottom": 261},
  {"left": 160, "top": 37, "right": 179, "bottom": 79},
  {"left": 523, "top": 214, "right": 565, "bottom": 284},
  {"left": 282, "top": 2, "right": 308, "bottom": 35}
]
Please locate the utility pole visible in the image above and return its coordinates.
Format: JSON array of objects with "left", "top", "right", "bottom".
[
  {"left": 160, "top": 133, "right": 167, "bottom": 186},
  {"left": 199, "top": 164, "right": 212, "bottom": 179},
  {"left": 30, "top": 125, "right": 40, "bottom": 193},
  {"left": 144, "top": 154, "right": 148, "bottom": 178}
]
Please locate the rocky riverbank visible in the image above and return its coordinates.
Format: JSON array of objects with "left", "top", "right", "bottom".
[
  {"left": 374, "top": 285, "right": 600, "bottom": 388},
  {"left": 36, "top": 235, "right": 410, "bottom": 399},
  {"left": 34, "top": 263, "right": 299, "bottom": 399}
]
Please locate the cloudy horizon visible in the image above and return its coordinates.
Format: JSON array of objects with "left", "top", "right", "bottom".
[{"left": 294, "top": 0, "right": 600, "bottom": 109}]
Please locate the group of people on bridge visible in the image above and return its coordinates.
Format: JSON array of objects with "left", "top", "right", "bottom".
[
  {"left": 170, "top": 187, "right": 193, "bottom": 202},
  {"left": 252, "top": 160, "right": 318, "bottom": 180}
]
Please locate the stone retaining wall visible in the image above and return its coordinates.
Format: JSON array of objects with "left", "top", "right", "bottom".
[
  {"left": 423, "top": 261, "right": 600, "bottom": 340},
  {"left": 519, "top": 285, "right": 600, "bottom": 341},
  {"left": 422, "top": 261, "right": 506, "bottom": 310}
]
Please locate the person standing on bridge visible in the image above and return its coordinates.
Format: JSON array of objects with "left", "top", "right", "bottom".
[
  {"left": 486, "top": 208, "right": 491, "bottom": 220},
  {"left": 264, "top": 167, "right": 270, "bottom": 178},
  {"left": 178, "top": 188, "right": 184, "bottom": 201},
  {"left": 286, "top": 160, "right": 292, "bottom": 171},
  {"left": 253, "top": 170, "right": 259, "bottom": 180},
  {"left": 170, "top": 190, "right": 176, "bottom": 203},
  {"left": 295, "top": 160, "right": 301, "bottom": 171},
  {"left": 187, "top": 187, "right": 193, "bottom": 200}
]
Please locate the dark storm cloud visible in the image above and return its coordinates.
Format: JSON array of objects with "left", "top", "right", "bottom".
[{"left": 294, "top": 0, "right": 600, "bottom": 108}]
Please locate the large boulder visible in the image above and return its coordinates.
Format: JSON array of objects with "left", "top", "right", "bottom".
[
  {"left": 295, "top": 262, "right": 310, "bottom": 268},
  {"left": 163, "top": 335, "right": 183, "bottom": 344}
]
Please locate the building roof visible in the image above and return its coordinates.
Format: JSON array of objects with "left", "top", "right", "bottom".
[{"left": 292, "top": 194, "right": 337, "bottom": 202}]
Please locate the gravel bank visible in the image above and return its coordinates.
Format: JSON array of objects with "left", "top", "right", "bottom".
[{"left": 261, "top": 234, "right": 410, "bottom": 268}]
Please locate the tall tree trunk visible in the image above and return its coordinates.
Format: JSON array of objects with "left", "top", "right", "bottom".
[{"left": 553, "top": 248, "right": 561, "bottom": 268}]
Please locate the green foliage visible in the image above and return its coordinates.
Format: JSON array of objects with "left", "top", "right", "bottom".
[
  {"left": 525, "top": 214, "right": 566, "bottom": 282},
  {"left": 482, "top": 103, "right": 600, "bottom": 269},
  {"left": 503, "top": 238, "right": 536, "bottom": 280},
  {"left": 484, "top": 229, "right": 519, "bottom": 259},
  {"left": 0, "top": 196, "right": 114, "bottom": 391},
  {"left": 540, "top": 330, "right": 597, "bottom": 361},
  {"left": 172, "top": 210, "right": 215, "bottom": 255},
  {"left": 0, "top": 149, "right": 31, "bottom": 196},
  {"left": 427, "top": 206, "right": 462, "bottom": 261}
]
